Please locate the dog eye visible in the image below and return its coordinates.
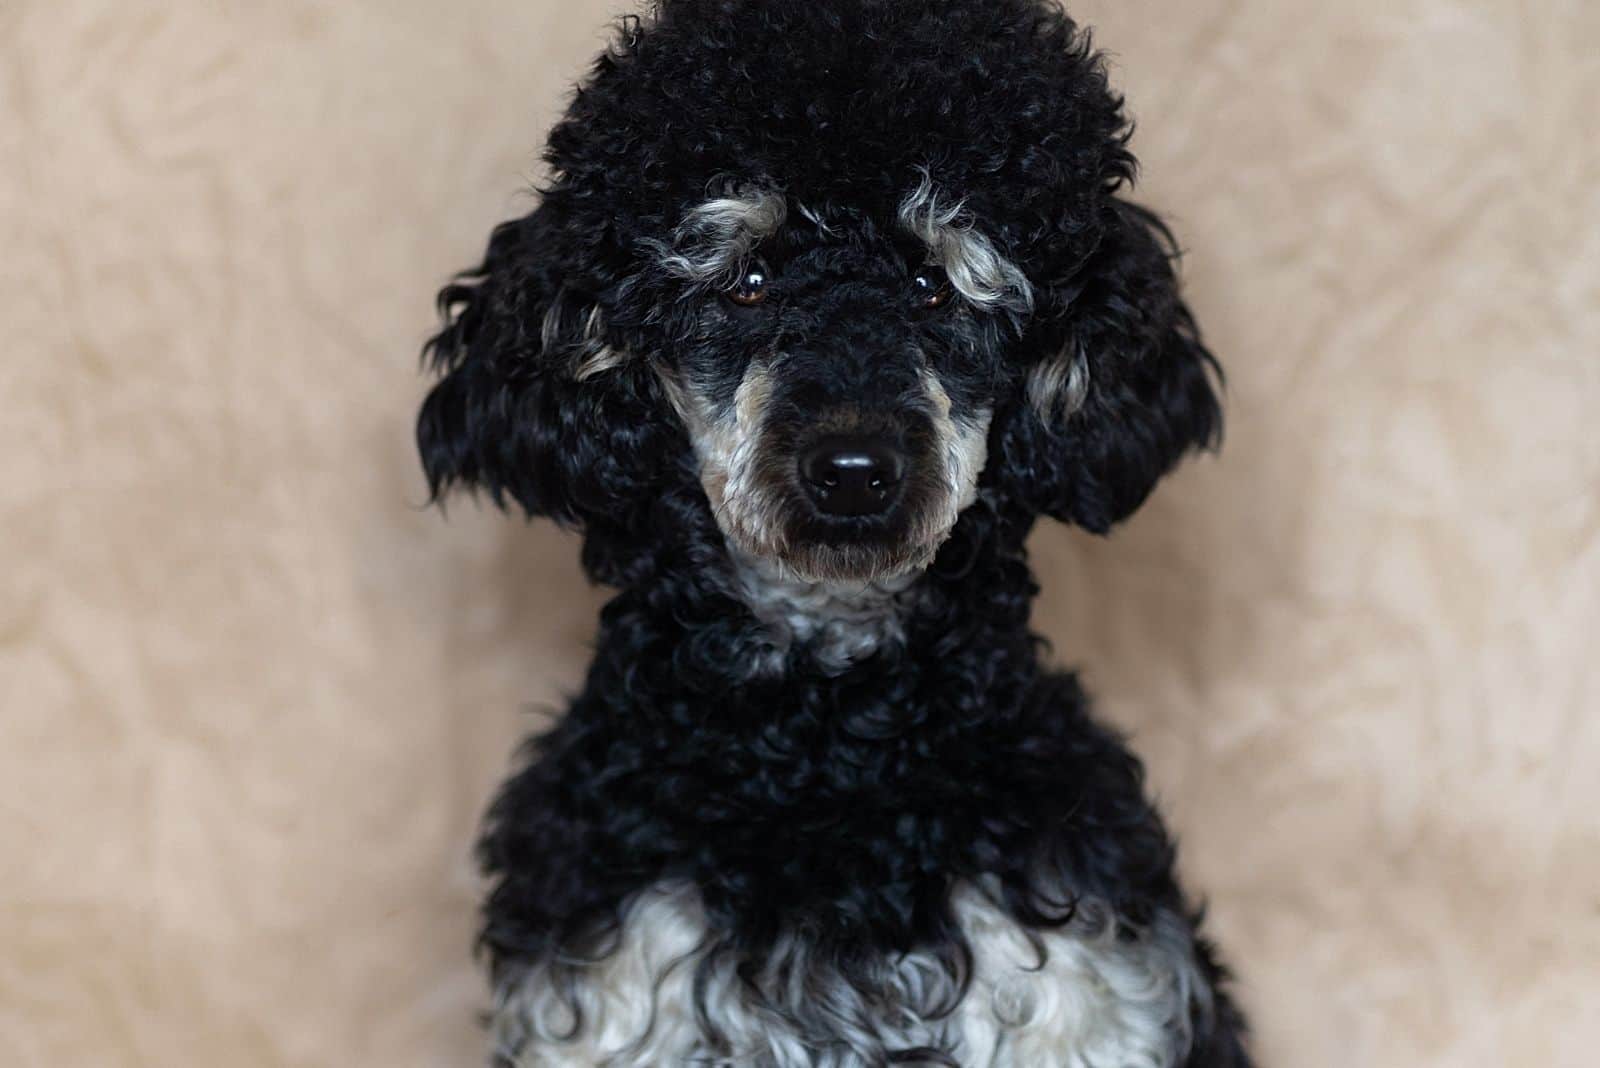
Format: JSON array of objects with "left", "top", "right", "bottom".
[
  {"left": 912, "top": 265, "right": 953, "bottom": 309},
  {"left": 726, "top": 262, "right": 771, "bottom": 307}
]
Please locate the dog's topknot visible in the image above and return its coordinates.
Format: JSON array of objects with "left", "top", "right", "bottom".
[{"left": 547, "top": 0, "right": 1130, "bottom": 290}]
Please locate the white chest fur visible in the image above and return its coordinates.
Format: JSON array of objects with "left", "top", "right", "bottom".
[
  {"left": 727, "top": 550, "right": 921, "bottom": 675},
  {"left": 491, "top": 882, "right": 1206, "bottom": 1067}
]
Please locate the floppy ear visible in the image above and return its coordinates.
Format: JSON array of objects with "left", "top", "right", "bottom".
[
  {"left": 417, "top": 204, "right": 676, "bottom": 536},
  {"left": 994, "top": 198, "right": 1222, "bottom": 532}
]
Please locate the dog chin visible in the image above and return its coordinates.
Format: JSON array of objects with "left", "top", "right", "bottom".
[
  {"left": 713, "top": 486, "right": 964, "bottom": 584},
  {"left": 758, "top": 534, "right": 943, "bottom": 585}
]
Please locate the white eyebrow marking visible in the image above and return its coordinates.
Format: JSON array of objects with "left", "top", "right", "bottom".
[
  {"left": 646, "top": 185, "right": 788, "bottom": 288},
  {"left": 898, "top": 170, "right": 1033, "bottom": 315}
]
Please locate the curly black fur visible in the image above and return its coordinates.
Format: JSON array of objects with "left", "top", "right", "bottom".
[{"left": 418, "top": 1, "right": 1250, "bottom": 1064}]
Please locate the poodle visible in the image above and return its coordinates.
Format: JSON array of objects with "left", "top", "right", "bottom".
[{"left": 417, "top": 1, "right": 1251, "bottom": 1064}]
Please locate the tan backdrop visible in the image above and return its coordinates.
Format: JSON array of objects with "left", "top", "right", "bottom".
[{"left": 4, "top": 1, "right": 1597, "bottom": 1064}]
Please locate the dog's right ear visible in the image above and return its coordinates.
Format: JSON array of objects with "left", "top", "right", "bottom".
[{"left": 417, "top": 204, "right": 673, "bottom": 530}]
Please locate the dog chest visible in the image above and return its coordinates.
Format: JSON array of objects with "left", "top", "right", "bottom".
[{"left": 490, "top": 881, "right": 1204, "bottom": 1067}]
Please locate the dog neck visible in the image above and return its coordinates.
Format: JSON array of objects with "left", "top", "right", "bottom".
[
  {"left": 723, "top": 547, "right": 924, "bottom": 676},
  {"left": 557, "top": 502, "right": 1059, "bottom": 949}
]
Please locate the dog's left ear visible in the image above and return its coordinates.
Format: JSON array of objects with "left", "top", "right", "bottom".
[{"left": 993, "top": 198, "right": 1222, "bottom": 533}]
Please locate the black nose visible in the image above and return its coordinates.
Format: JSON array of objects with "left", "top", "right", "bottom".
[{"left": 799, "top": 436, "right": 906, "bottom": 517}]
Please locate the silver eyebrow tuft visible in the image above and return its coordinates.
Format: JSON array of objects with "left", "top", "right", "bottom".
[
  {"left": 898, "top": 171, "right": 1033, "bottom": 315},
  {"left": 646, "top": 186, "right": 788, "bottom": 288}
]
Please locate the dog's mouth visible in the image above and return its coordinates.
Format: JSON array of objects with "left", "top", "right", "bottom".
[
  {"left": 663, "top": 363, "right": 991, "bottom": 583},
  {"left": 687, "top": 407, "right": 987, "bottom": 585},
  {"left": 734, "top": 417, "right": 940, "bottom": 582}
]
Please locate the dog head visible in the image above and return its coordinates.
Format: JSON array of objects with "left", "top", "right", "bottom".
[{"left": 419, "top": 0, "right": 1220, "bottom": 585}]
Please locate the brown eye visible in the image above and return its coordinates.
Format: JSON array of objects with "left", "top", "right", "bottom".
[
  {"left": 913, "top": 264, "right": 953, "bottom": 309},
  {"left": 727, "top": 262, "right": 770, "bottom": 307}
]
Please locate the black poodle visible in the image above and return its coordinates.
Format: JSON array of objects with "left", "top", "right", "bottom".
[{"left": 418, "top": 1, "right": 1251, "bottom": 1064}]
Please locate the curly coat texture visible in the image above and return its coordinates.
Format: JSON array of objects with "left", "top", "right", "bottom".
[{"left": 417, "top": 0, "right": 1248, "bottom": 1064}]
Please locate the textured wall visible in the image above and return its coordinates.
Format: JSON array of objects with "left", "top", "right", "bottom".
[{"left": 3, "top": 1, "right": 1597, "bottom": 1065}]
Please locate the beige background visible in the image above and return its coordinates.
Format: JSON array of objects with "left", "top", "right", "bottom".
[{"left": 4, "top": 0, "right": 1598, "bottom": 1064}]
